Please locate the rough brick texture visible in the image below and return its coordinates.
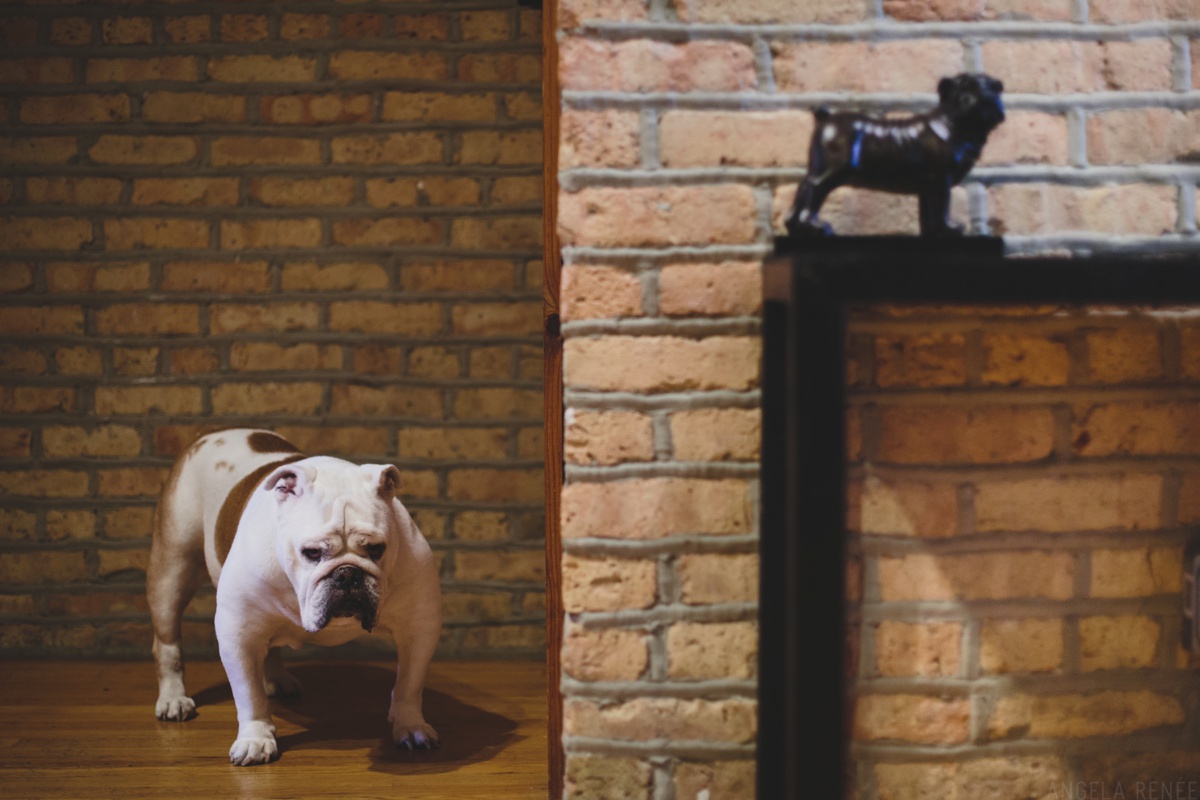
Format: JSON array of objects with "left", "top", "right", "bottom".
[
  {"left": 0, "top": 0, "right": 543, "bottom": 661},
  {"left": 553, "top": 0, "right": 1200, "bottom": 793}
]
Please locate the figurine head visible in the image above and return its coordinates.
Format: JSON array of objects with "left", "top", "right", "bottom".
[{"left": 937, "top": 72, "right": 1006, "bottom": 136}]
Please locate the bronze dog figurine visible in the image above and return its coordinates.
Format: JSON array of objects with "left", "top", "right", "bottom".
[{"left": 785, "top": 73, "right": 1005, "bottom": 237}]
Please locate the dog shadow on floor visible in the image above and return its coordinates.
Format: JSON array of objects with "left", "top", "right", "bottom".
[{"left": 193, "top": 662, "right": 519, "bottom": 773}]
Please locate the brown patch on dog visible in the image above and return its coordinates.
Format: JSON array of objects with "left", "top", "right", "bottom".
[
  {"left": 248, "top": 431, "right": 301, "bottom": 455},
  {"left": 215, "top": 455, "right": 305, "bottom": 567}
]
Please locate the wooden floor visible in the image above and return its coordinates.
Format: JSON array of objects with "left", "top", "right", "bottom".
[{"left": 0, "top": 659, "right": 548, "bottom": 799}]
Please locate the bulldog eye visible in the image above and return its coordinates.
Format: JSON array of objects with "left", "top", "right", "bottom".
[
  {"left": 300, "top": 547, "right": 322, "bottom": 563},
  {"left": 366, "top": 543, "right": 386, "bottom": 562}
]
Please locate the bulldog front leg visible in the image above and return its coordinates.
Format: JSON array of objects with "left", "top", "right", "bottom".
[
  {"left": 388, "top": 622, "right": 440, "bottom": 751},
  {"left": 216, "top": 614, "right": 278, "bottom": 765}
]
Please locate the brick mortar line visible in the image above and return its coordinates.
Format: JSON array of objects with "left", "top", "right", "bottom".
[
  {"left": 561, "top": 678, "right": 756, "bottom": 700},
  {"left": 561, "top": 90, "right": 1200, "bottom": 111},
  {"left": 564, "top": 462, "right": 759, "bottom": 482},
  {"left": 562, "top": 245, "right": 771, "bottom": 264},
  {"left": 569, "top": 603, "right": 758, "bottom": 628},
  {"left": 855, "top": 671, "right": 1198, "bottom": 694},
  {"left": 561, "top": 317, "right": 761, "bottom": 338},
  {"left": 848, "top": 386, "right": 1200, "bottom": 404},
  {"left": 564, "top": 389, "right": 761, "bottom": 411},
  {"left": 563, "top": 20, "right": 1200, "bottom": 41},
  {"left": 850, "top": 459, "right": 1200, "bottom": 479},
  {"left": 858, "top": 597, "right": 1181, "bottom": 621},
  {"left": 854, "top": 528, "right": 1196, "bottom": 554},
  {"left": 561, "top": 737, "right": 756, "bottom": 759},
  {"left": 562, "top": 534, "right": 759, "bottom": 557},
  {"left": 851, "top": 731, "right": 1195, "bottom": 760}
]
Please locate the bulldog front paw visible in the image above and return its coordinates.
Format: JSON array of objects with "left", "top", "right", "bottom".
[
  {"left": 229, "top": 722, "right": 279, "bottom": 766},
  {"left": 392, "top": 720, "right": 439, "bottom": 751},
  {"left": 155, "top": 693, "right": 196, "bottom": 722}
]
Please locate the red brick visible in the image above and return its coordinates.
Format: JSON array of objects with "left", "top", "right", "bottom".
[
  {"left": 279, "top": 13, "right": 328, "bottom": 40},
  {"left": 453, "top": 388, "right": 540, "bottom": 420},
  {"left": 220, "top": 219, "right": 322, "bottom": 250},
  {"left": 987, "top": 691, "right": 1184, "bottom": 739},
  {"left": 211, "top": 382, "right": 324, "bottom": 415},
  {"left": 101, "top": 16, "right": 152, "bottom": 45},
  {"left": 331, "top": 218, "right": 443, "bottom": 247},
  {"left": 461, "top": 10, "right": 511, "bottom": 41},
  {"left": 211, "top": 137, "right": 321, "bottom": 166},
  {"left": 559, "top": 185, "right": 757, "bottom": 247},
  {"left": 564, "top": 336, "right": 759, "bottom": 392},
  {"left": 0, "top": 58, "right": 74, "bottom": 84},
  {"left": 1092, "top": 0, "right": 1200, "bottom": 20},
  {"left": 85, "top": 57, "right": 197, "bottom": 83},
  {"left": 678, "top": 0, "right": 865, "bottom": 21},
  {"left": 1091, "top": 547, "right": 1182, "bottom": 598},
  {"left": 330, "top": 386, "right": 444, "bottom": 419},
  {"left": 564, "top": 410, "right": 654, "bottom": 465},
  {"left": 219, "top": 14, "right": 269, "bottom": 42},
  {"left": 0, "top": 387, "right": 74, "bottom": 414},
  {"left": 560, "top": 265, "right": 643, "bottom": 321},
  {"left": 331, "top": 133, "right": 442, "bottom": 165},
  {"left": 505, "top": 93, "right": 541, "bottom": 120},
  {"left": 261, "top": 94, "right": 372, "bottom": 125},
  {"left": 0, "top": 551, "right": 90, "bottom": 582},
  {"left": 878, "top": 552, "right": 1076, "bottom": 601},
  {"left": 208, "top": 55, "right": 317, "bottom": 82},
  {"left": 1088, "top": 109, "right": 1200, "bottom": 166},
  {"left": 25, "top": 177, "right": 122, "bottom": 205},
  {"left": 449, "top": 216, "right": 540, "bottom": 250},
  {"left": 878, "top": 405, "right": 1056, "bottom": 463},
  {"left": 21, "top": 94, "right": 129, "bottom": 124},
  {"left": 980, "top": 618, "right": 1064, "bottom": 673},
  {"left": 327, "top": 52, "right": 447, "bottom": 81},
  {"left": 97, "top": 467, "right": 167, "bottom": 497},
  {"left": 559, "top": 0, "right": 649, "bottom": 27},
  {"left": 94, "top": 386, "right": 202, "bottom": 416},
  {"left": 382, "top": 91, "right": 496, "bottom": 122},
  {"left": 88, "top": 136, "right": 196, "bottom": 165},
  {"left": 562, "top": 623, "right": 648, "bottom": 681},
  {"left": 0, "top": 307, "right": 83, "bottom": 335},
  {"left": 859, "top": 477, "right": 958, "bottom": 537},
  {"left": 457, "top": 53, "right": 541, "bottom": 83},
  {"left": 365, "top": 177, "right": 480, "bottom": 208},
  {"left": 141, "top": 92, "right": 245, "bottom": 124},
  {"left": 659, "top": 262, "right": 761, "bottom": 317},
  {"left": 668, "top": 621, "right": 757, "bottom": 680},
  {"left": 1, "top": 17, "right": 40, "bottom": 46},
  {"left": 982, "top": 40, "right": 1173, "bottom": 93},
  {"left": 875, "top": 621, "right": 962, "bottom": 677},
  {"left": 454, "top": 548, "right": 544, "bottom": 581},
  {"left": 854, "top": 694, "right": 971, "bottom": 744},
  {"left": 0, "top": 218, "right": 92, "bottom": 251},
  {"left": 132, "top": 178, "right": 238, "bottom": 207},
  {"left": 163, "top": 15, "right": 210, "bottom": 44},
  {"left": 980, "top": 111, "right": 1070, "bottom": 166},
  {"left": 562, "top": 478, "right": 752, "bottom": 539},
  {"left": 661, "top": 110, "right": 812, "bottom": 168},
  {"left": 772, "top": 40, "right": 962, "bottom": 93},
  {"left": 0, "top": 264, "right": 33, "bottom": 294},
  {"left": 884, "top": 0, "right": 985, "bottom": 19},
  {"left": 564, "top": 697, "right": 756, "bottom": 744},
  {"left": 281, "top": 262, "right": 389, "bottom": 291},
  {"left": 0, "top": 137, "right": 76, "bottom": 165},
  {"left": 1073, "top": 401, "right": 1200, "bottom": 456},
  {"left": 394, "top": 14, "right": 450, "bottom": 40},
  {"left": 670, "top": 408, "right": 760, "bottom": 462},
  {"left": 55, "top": 348, "right": 102, "bottom": 376},
  {"left": 875, "top": 758, "right": 1069, "bottom": 800},
  {"left": 674, "top": 762, "right": 755, "bottom": 800},
  {"left": 982, "top": 332, "right": 1070, "bottom": 386},
  {"left": 398, "top": 427, "right": 507, "bottom": 460},
  {"left": 249, "top": 177, "right": 356, "bottom": 207},
  {"left": 460, "top": 130, "right": 542, "bottom": 165},
  {"left": 328, "top": 301, "right": 443, "bottom": 335},
  {"left": 45, "top": 262, "right": 149, "bottom": 292},
  {"left": 992, "top": 183, "right": 1179, "bottom": 235},
  {"left": 160, "top": 261, "right": 270, "bottom": 293},
  {"left": 209, "top": 302, "right": 319, "bottom": 333},
  {"left": 95, "top": 303, "right": 200, "bottom": 335},
  {"left": 104, "top": 218, "right": 209, "bottom": 250},
  {"left": 491, "top": 176, "right": 540, "bottom": 205},
  {"left": 875, "top": 333, "right": 966, "bottom": 387},
  {"left": 1086, "top": 327, "right": 1163, "bottom": 383},
  {"left": 560, "top": 38, "right": 755, "bottom": 92},
  {"left": 450, "top": 302, "right": 540, "bottom": 336},
  {"left": 976, "top": 474, "right": 1160, "bottom": 533},
  {"left": 1079, "top": 615, "right": 1160, "bottom": 671}
]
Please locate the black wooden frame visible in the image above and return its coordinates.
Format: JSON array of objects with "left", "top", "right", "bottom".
[{"left": 758, "top": 237, "right": 1200, "bottom": 799}]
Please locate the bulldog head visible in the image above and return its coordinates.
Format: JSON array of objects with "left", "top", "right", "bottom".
[
  {"left": 937, "top": 72, "right": 1005, "bottom": 140},
  {"left": 260, "top": 460, "right": 403, "bottom": 633}
]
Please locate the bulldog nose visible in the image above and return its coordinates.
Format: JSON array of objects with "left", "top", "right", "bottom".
[{"left": 331, "top": 564, "right": 363, "bottom": 589}]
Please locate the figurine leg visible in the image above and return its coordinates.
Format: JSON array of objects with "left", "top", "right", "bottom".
[
  {"left": 786, "top": 176, "right": 838, "bottom": 236},
  {"left": 918, "top": 185, "right": 961, "bottom": 236}
]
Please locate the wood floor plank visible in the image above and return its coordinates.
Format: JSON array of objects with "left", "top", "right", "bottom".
[{"left": 0, "top": 660, "right": 548, "bottom": 799}]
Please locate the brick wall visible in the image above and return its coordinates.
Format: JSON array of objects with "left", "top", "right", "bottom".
[
  {"left": 0, "top": 0, "right": 545, "bottom": 660},
  {"left": 554, "top": 0, "right": 1200, "bottom": 797}
]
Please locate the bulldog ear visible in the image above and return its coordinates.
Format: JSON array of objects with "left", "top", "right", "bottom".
[
  {"left": 938, "top": 76, "right": 957, "bottom": 103},
  {"left": 262, "top": 464, "right": 308, "bottom": 501},
  {"left": 362, "top": 464, "right": 401, "bottom": 497}
]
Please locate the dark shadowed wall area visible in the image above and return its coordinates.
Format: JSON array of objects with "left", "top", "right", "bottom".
[{"left": 0, "top": 0, "right": 545, "bottom": 659}]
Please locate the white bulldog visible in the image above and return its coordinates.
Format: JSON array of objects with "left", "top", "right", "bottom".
[{"left": 147, "top": 428, "right": 442, "bottom": 766}]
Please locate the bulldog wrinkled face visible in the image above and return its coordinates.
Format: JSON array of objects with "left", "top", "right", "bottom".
[{"left": 263, "top": 462, "right": 401, "bottom": 633}]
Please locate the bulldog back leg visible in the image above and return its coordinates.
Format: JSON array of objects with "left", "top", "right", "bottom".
[{"left": 147, "top": 475, "right": 206, "bottom": 722}]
